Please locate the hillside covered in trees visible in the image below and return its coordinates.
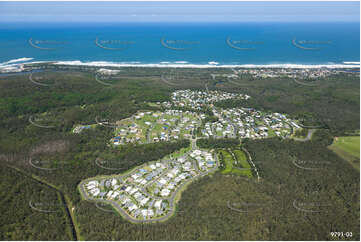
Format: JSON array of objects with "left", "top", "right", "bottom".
[{"left": 0, "top": 67, "right": 359, "bottom": 240}]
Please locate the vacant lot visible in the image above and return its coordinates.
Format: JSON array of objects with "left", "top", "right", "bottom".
[
  {"left": 329, "top": 136, "right": 360, "bottom": 170},
  {"left": 218, "top": 149, "right": 253, "bottom": 177}
]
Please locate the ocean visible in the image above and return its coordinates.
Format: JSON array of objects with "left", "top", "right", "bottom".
[{"left": 0, "top": 22, "right": 359, "bottom": 67}]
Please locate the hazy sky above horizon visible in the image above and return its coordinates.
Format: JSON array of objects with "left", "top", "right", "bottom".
[{"left": 0, "top": 1, "right": 359, "bottom": 23}]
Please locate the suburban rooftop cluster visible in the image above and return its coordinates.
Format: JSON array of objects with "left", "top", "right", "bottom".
[
  {"left": 208, "top": 108, "right": 300, "bottom": 139},
  {"left": 163, "top": 89, "right": 250, "bottom": 110},
  {"left": 106, "top": 90, "right": 300, "bottom": 144},
  {"left": 112, "top": 109, "right": 201, "bottom": 145},
  {"left": 81, "top": 148, "right": 218, "bottom": 222},
  {"left": 72, "top": 90, "right": 301, "bottom": 144},
  {"left": 234, "top": 68, "right": 353, "bottom": 79},
  {"left": 79, "top": 89, "right": 300, "bottom": 222}
]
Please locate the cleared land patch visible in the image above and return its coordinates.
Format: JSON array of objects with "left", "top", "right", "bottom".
[
  {"left": 329, "top": 136, "right": 360, "bottom": 171},
  {"left": 218, "top": 149, "right": 253, "bottom": 177}
]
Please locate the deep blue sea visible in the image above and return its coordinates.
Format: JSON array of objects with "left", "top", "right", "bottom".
[{"left": 0, "top": 22, "right": 359, "bottom": 65}]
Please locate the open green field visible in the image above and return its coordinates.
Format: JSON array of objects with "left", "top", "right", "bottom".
[
  {"left": 218, "top": 149, "right": 252, "bottom": 177},
  {"left": 329, "top": 136, "right": 360, "bottom": 171},
  {"left": 233, "top": 150, "right": 251, "bottom": 169},
  {"left": 218, "top": 150, "right": 233, "bottom": 174}
]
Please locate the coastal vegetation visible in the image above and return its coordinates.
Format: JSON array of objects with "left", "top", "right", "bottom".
[{"left": 0, "top": 67, "right": 359, "bottom": 240}]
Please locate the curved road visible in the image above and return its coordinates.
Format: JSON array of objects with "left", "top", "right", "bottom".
[
  {"left": 292, "top": 129, "right": 316, "bottom": 142},
  {"left": 79, "top": 135, "right": 220, "bottom": 223}
]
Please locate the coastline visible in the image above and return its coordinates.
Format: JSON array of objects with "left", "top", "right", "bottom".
[
  {"left": 52, "top": 60, "right": 361, "bottom": 69},
  {"left": 1, "top": 58, "right": 360, "bottom": 72}
]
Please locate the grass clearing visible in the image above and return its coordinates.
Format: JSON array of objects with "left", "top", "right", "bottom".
[
  {"left": 329, "top": 136, "right": 360, "bottom": 171},
  {"left": 233, "top": 150, "right": 251, "bottom": 169},
  {"left": 218, "top": 149, "right": 253, "bottom": 177}
]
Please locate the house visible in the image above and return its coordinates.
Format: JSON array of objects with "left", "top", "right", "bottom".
[
  {"left": 161, "top": 189, "right": 170, "bottom": 197},
  {"left": 106, "top": 190, "right": 113, "bottom": 198},
  {"left": 207, "top": 161, "right": 215, "bottom": 167},
  {"left": 159, "top": 178, "right": 167, "bottom": 185},
  {"left": 140, "top": 197, "right": 150, "bottom": 206},
  {"left": 154, "top": 200, "right": 163, "bottom": 209},
  {"left": 128, "top": 203, "right": 138, "bottom": 211},
  {"left": 147, "top": 209, "right": 154, "bottom": 217}
]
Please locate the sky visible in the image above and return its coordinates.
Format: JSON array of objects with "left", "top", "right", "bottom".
[{"left": 0, "top": 1, "right": 359, "bottom": 23}]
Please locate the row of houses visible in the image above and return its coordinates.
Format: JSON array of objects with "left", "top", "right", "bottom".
[
  {"left": 112, "top": 109, "right": 200, "bottom": 145},
  {"left": 234, "top": 67, "right": 341, "bottom": 79},
  {"left": 168, "top": 89, "right": 250, "bottom": 110},
  {"left": 215, "top": 108, "right": 298, "bottom": 139},
  {"left": 189, "top": 149, "right": 216, "bottom": 172}
]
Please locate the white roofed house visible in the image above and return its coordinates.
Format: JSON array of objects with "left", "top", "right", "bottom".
[
  {"left": 131, "top": 174, "right": 140, "bottom": 180},
  {"left": 121, "top": 197, "right": 131, "bottom": 205},
  {"left": 129, "top": 187, "right": 139, "bottom": 195},
  {"left": 90, "top": 188, "right": 100, "bottom": 197},
  {"left": 174, "top": 177, "right": 182, "bottom": 183},
  {"left": 159, "top": 178, "right": 167, "bottom": 185},
  {"left": 106, "top": 190, "right": 114, "bottom": 199},
  {"left": 154, "top": 200, "right": 163, "bottom": 209},
  {"left": 87, "top": 180, "right": 99, "bottom": 186},
  {"left": 86, "top": 184, "right": 96, "bottom": 190},
  {"left": 110, "top": 191, "right": 120, "bottom": 200},
  {"left": 111, "top": 178, "right": 117, "bottom": 187},
  {"left": 147, "top": 209, "right": 154, "bottom": 217},
  {"left": 140, "top": 197, "right": 150, "bottom": 206},
  {"left": 125, "top": 186, "right": 132, "bottom": 193},
  {"left": 161, "top": 189, "right": 171, "bottom": 197},
  {"left": 129, "top": 203, "right": 138, "bottom": 212},
  {"left": 167, "top": 183, "right": 175, "bottom": 190},
  {"left": 141, "top": 209, "right": 148, "bottom": 218}
]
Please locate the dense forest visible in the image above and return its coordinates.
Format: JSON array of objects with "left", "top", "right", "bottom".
[
  {"left": 0, "top": 67, "right": 359, "bottom": 240},
  {"left": 196, "top": 138, "right": 240, "bottom": 149}
]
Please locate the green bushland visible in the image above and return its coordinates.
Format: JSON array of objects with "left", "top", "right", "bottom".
[
  {"left": 0, "top": 67, "right": 359, "bottom": 240},
  {"left": 196, "top": 138, "right": 240, "bottom": 149},
  {"left": 293, "top": 128, "right": 308, "bottom": 138},
  {"left": 0, "top": 164, "right": 72, "bottom": 240}
]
